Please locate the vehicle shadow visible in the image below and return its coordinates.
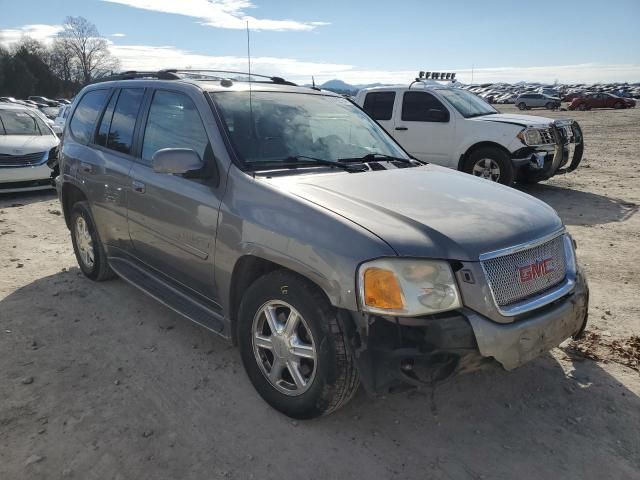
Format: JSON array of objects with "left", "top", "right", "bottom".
[
  {"left": 519, "top": 183, "right": 638, "bottom": 226},
  {"left": 1, "top": 270, "right": 639, "bottom": 479},
  {"left": 0, "top": 189, "right": 57, "bottom": 208}
]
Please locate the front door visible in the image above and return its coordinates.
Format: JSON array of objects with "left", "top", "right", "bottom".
[
  {"left": 392, "top": 91, "right": 454, "bottom": 166},
  {"left": 126, "top": 89, "right": 222, "bottom": 300}
]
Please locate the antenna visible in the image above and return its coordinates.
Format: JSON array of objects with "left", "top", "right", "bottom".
[
  {"left": 246, "top": 20, "right": 255, "bottom": 140},
  {"left": 312, "top": 76, "right": 316, "bottom": 88}
]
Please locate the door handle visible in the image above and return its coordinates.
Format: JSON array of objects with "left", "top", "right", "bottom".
[
  {"left": 395, "top": 126, "right": 408, "bottom": 131},
  {"left": 132, "top": 180, "right": 146, "bottom": 194}
]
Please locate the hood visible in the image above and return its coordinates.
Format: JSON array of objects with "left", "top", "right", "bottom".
[
  {"left": 264, "top": 165, "right": 563, "bottom": 261},
  {"left": 0, "top": 135, "right": 58, "bottom": 155},
  {"left": 472, "top": 113, "right": 554, "bottom": 128}
]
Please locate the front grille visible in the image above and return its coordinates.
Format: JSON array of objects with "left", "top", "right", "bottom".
[
  {"left": 0, "top": 151, "right": 46, "bottom": 167},
  {"left": 481, "top": 235, "right": 567, "bottom": 307},
  {"left": 539, "top": 128, "right": 554, "bottom": 144}
]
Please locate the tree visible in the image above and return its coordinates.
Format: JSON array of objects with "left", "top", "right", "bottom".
[
  {"left": 58, "top": 16, "right": 119, "bottom": 84},
  {"left": 50, "top": 38, "right": 80, "bottom": 96}
]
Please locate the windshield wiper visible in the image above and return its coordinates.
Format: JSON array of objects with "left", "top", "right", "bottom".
[
  {"left": 247, "top": 155, "right": 367, "bottom": 172},
  {"left": 339, "top": 153, "right": 415, "bottom": 164}
]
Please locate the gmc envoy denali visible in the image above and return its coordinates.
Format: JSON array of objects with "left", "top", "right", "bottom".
[{"left": 55, "top": 70, "right": 589, "bottom": 419}]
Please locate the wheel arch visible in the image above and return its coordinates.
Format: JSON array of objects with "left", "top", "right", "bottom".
[
  {"left": 458, "top": 141, "right": 513, "bottom": 171},
  {"left": 61, "top": 182, "right": 89, "bottom": 229},
  {"left": 227, "top": 255, "right": 337, "bottom": 345}
]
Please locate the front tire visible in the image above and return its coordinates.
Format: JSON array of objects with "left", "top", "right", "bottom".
[
  {"left": 517, "top": 102, "right": 527, "bottom": 110},
  {"left": 238, "top": 270, "right": 359, "bottom": 419},
  {"left": 70, "top": 201, "right": 115, "bottom": 281},
  {"left": 545, "top": 102, "right": 555, "bottom": 110},
  {"left": 614, "top": 101, "right": 624, "bottom": 109},
  {"left": 463, "top": 147, "right": 515, "bottom": 186}
]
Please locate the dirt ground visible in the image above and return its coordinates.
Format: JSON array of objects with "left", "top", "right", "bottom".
[{"left": 1, "top": 105, "right": 639, "bottom": 480}]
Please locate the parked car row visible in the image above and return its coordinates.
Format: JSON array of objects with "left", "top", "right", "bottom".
[
  {"left": 460, "top": 82, "right": 640, "bottom": 106},
  {"left": 0, "top": 96, "right": 73, "bottom": 135}
]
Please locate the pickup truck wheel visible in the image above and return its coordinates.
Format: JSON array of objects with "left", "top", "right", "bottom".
[
  {"left": 517, "top": 102, "right": 527, "bottom": 110},
  {"left": 70, "top": 201, "right": 115, "bottom": 281},
  {"left": 238, "top": 270, "right": 359, "bottom": 419},
  {"left": 464, "top": 147, "right": 514, "bottom": 186}
]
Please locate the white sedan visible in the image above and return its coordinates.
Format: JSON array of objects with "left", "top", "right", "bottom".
[{"left": 0, "top": 104, "right": 60, "bottom": 193}]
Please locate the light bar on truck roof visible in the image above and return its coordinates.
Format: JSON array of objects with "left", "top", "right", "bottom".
[{"left": 417, "top": 71, "right": 456, "bottom": 81}]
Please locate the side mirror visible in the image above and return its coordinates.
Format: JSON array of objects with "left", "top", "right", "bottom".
[{"left": 152, "top": 148, "right": 203, "bottom": 174}]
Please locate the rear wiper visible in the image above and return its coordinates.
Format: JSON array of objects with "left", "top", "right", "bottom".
[
  {"left": 247, "top": 155, "right": 367, "bottom": 172},
  {"left": 340, "top": 153, "right": 416, "bottom": 164}
]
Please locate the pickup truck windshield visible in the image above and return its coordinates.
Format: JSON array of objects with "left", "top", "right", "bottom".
[
  {"left": 211, "top": 91, "right": 406, "bottom": 167},
  {"left": 437, "top": 89, "right": 498, "bottom": 118}
]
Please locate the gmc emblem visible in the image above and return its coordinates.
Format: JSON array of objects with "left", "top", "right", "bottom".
[{"left": 518, "top": 258, "right": 554, "bottom": 283}]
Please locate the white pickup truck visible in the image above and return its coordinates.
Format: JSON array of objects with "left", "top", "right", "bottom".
[{"left": 354, "top": 82, "right": 584, "bottom": 186}]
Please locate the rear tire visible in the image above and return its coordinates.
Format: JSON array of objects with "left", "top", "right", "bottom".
[
  {"left": 545, "top": 102, "right": 555, "bottom": 110},
  {"left": 238, "top": 270, "right": 359, "bottom": 419},
  {"left": 517, "top": 102, "right": 527, "bottom": 111},
  {"left": 578, "top": 103, "right": 587, "bottom": 111},
  {"left": 70, "top": 201, "right": 115, "bottom": 281},
  {"left": 463, "top": 147, "right": 515, "bottom": 186}
]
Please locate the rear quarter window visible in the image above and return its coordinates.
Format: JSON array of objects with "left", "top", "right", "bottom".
[
  {"left": 69, "top": 89, "right": 110, "bottom": 144},
  {"left": 363, "top": 92, "right": 395, "bottom": 120}
]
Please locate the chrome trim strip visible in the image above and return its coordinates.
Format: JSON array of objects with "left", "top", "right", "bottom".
[
  {"left": 478, "top": 228, "right": 565, "bottom": 261},
  {"left": 480, "top": 233, "right": 576, "bottom": 317}
]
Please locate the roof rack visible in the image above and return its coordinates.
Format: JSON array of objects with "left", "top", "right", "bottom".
[
  {"left": 89, "top": 69, "right": 296, "bottom": 86},
  {"left": 164, "top": 69, "right": 297, "bottom": 86}
]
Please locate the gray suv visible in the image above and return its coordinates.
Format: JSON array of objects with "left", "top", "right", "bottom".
[
  {"left": 55, "top": 70, "right": 588, "bottom": 419},
  {"left": 516, "top": 93, "right": 561, "bottom": 110}
]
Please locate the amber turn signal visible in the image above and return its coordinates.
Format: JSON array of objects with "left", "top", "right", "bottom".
[{"left": 363, "top": 267, "right": 404, "bottom": 310}]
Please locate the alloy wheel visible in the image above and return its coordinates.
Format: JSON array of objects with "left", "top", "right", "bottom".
[
  {"left": 75, "top": 216, "right": 95, "bottom": 269},
  {"left": 472, "top": 158, "right": 501, "bottom": 182},
  {"left": 251, "top": 300, "right": 317, "bottom": 396}
]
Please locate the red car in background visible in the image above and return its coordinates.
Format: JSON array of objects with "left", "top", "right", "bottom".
[{"left": 569, "top": 93, "right": 636, "bottom": 110}]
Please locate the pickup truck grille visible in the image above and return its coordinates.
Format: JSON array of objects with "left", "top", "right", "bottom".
[
  {"left": 0, "top": 151, "right": 47, "bottom": 167},
  {"left": 539, "top": 128, "right": 554, "bottom": 144},
  {"left": 481, "top": 235, "right": 567, "bottom": 307}
]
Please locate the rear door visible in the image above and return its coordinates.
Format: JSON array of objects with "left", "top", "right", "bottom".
[
  {"left": 361, "top": 90, "right": 396, "bottom": 134},
  {"left": 126, "top": 88, "right": 222, "bottom": 301},
  {"left": 392, "top": 90, "right": 454, "bottom": 166},
  {"left": 65, "top": 87, "right": 139, "bottom": 252}
]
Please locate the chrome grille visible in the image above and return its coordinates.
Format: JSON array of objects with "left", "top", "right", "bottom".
[
  {"left": 481, "top": 235, "right": 567, "bottom": 307},
  {"left": 0, "top": 151, "right": 46, "bottom": 167}
]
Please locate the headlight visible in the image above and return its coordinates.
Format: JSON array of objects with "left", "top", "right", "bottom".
[
  {"left": 357, "top": 258, "right": 462, "bottom": 316},
  {"left": 517, "top": 127, "right": 553, "bottom": 146}
]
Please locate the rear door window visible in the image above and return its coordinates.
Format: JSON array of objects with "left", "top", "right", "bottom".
[
  {"left": 105, "top": 88, "right": 145, "bottom": 154},
  {"left": 69, "top": 89, "right": 110, "bottom": 144},
  {"left": 401, "top": 92, "right": 450, "bottom": 122},
  {"left": 363, "top": 92, "right": 396, "bottom": 120}
]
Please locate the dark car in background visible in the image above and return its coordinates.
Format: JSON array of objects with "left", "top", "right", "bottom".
[{"left": 569, "top": 93, "right": 636, "bottom": 110}]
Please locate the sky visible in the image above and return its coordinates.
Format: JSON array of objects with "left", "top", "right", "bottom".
[{"left": 1, "top": 0, "right": 639, "bottom": 85}]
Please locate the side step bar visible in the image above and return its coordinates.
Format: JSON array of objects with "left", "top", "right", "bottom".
[{"left": 109, "top": 257, "right": 226, "bottom": 335}]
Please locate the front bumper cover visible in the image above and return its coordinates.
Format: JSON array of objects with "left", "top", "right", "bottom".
[
  {"left": 512, "top": 120, "right": 584, "bottom": 180},
  {"left": 348, "top": 268, "right": 588, "bottom": 392}
]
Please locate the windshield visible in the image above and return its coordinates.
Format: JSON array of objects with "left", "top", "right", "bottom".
[
  {"left": 0, "top": 110, "right": 48, "bottom": 135},
  {"left": 211, "top": 91, "right": 406, "bottom": 166},
  {"left": 437, "top": 89, "right": 498, "bottom": 118}
]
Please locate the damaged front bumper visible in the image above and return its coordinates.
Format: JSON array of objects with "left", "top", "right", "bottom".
[
  {"left": 512, "top": 120, "right": 584, "bottom": 181},
  {"left": 347, "top": 268, "right": 589, "bottom": 393}
]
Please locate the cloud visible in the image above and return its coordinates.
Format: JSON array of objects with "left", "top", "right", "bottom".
[
  {"left": 110, "top": 33, "right": 127, "bottom": 37},
  {"left": 0, "top": 24, "right": 63, "bottom": 46},
  {"left": 101, "top": 0, "right": 329, "bottom": 31},
  {"left": 1, "top": 23, "right": 638, "bottom": 84}
]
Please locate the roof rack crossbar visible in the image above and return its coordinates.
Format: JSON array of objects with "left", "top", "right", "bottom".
[
  {"left": 164, "top": 69, "right": 297, "bottom": 86},
  {"left": 90, "top": 70, "right": 181, "bottom": 84}
]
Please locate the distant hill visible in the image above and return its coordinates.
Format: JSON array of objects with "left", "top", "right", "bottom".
[{"left": 303, "top": 79, "right": 391, "bottom": 96}]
